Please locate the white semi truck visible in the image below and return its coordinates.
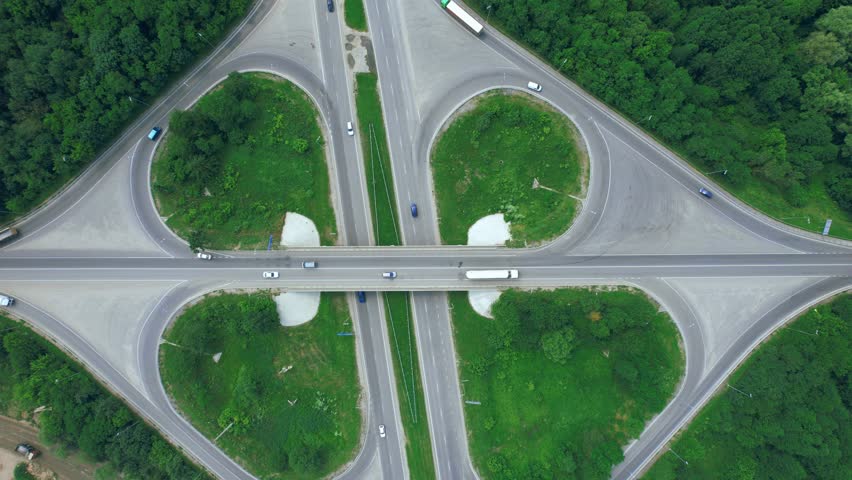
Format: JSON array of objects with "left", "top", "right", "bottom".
[
  {"left": 441, "top": 0, "right": 483, "bottom": 36},
  {"left": 465, "top": 269, "right": 519, "bottom": 280}
]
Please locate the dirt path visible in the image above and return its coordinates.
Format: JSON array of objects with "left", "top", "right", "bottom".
[{"left": 0, "top": 416, "right": 95, "bottom": 480}]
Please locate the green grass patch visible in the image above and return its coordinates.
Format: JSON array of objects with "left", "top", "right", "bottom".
[
  {"left": 450, "top": 288, "right": 683, "bottom": 479},
  {"left": 432, "top": 93, "right": 583, "bottom": 246},
  {"left": 160, "top": 293, "right": 361, "bottom": 479},
  {"left": 711, "top": 167, "right": 852, "bottom": 240},
  {"left": 153, "top": 73, "right": 337, "bottom": 250},
  {"left": 383, "top": 292, "right": 436, "bottom": 480},
  {"left": 355, "top": 73, "right": 400, "bottom": 246},
  {"left": 344, "top": 0, "right": 368, "bottom": 31},
  {"left": 644, "top": 294, "right": 851, "bottom": 480}
]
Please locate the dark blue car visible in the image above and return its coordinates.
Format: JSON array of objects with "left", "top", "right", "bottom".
[
  {"left": 699, "top": 187, "right": 713, "bottom": 198},
  {"left": 410, "top": 203, "right": 418, "bottom": 217},
  {"left": 357, "top": 291, "right": 366, "bottom": 303},
  {"left": 327, "top": 0, "right": 334, "bottom": 12}
]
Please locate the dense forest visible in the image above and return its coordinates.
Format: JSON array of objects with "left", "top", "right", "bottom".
[
  {"left": 646, "top": 294, "right": 850, "bottom": 479},
  {"left": 0, "top": 315, "right": 209, "bottom": 479},
  {"left": 470, "top": 0, "right": 851, "bottom": 220},
  {"left": 0, "top": 0, "right": 250, "bottom": 217}
]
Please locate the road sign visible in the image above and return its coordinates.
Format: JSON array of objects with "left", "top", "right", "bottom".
[
  {"left": 337, "top": 332, "right": 353, "bottom": 336},
  {"left": 267, "top": 235, "right": 273, "bottom": 250},
  {"left": 822, "top": 219, "right": 832, "bottom": 236}
]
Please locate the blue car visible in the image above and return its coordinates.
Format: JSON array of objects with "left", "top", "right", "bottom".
[
  {"left": 410, "top": 203, "right": 418, "bottom": 217},
  {"left": 357, "top": 291, "right": 366, "bottom": 303},
  {"left": 699, "top": 187, "right": 713, "bottom": 198},
  {"left": 147, "top": 127, "right": 162, "bottom": 141}
]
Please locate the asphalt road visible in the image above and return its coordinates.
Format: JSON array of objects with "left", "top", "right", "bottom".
[{"left": 1, "top": 2, "right": 851, "bottom": 480}]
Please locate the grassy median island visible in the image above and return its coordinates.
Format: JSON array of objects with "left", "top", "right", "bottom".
[
  {"left": 160, "top": 293, "right": 360, "bottom": 479},
  {"left": 451, "top": 288, "right": 683, "bottom": 479},
  {"left": 152, "top": 72, "right": 336, "bottom": 250},
  {"left": 645, "top": 294, "right": 851, "bottom": 480},
  {"left": 432, "top": 93, "right": 584, "bottom": 246}
]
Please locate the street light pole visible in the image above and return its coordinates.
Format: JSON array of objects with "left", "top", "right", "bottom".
[
  {"left": 727, "top": 383, "right": 752, "bottom": 398},
  {"left": 127, "top": 96, "right": 151, "bottom": 107},
  {"left": 559, "top": 58, "right": 568, "bottom": 71},
  {"left": 705, "top": 169, "right": 727, "bottom": 176},
  {"left": 486, "top": 5, "right": 492, "bottom": 24},
  {"left": 669, "top": 448, "right": 689, "bottom": 465}
]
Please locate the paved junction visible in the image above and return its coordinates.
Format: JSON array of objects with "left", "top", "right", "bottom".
[{"left": 0, "top": 1, "right": 850, "bottom": 480}]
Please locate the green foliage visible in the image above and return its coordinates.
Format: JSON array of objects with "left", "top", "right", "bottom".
[
  {"left": 382, "top": 292, "right": 436, "bottom": 480},
  {"left": 355, "top": 73, "right": 400, "bottom": 246},
  {"left": 470, "top": 1, "right": 852, "bottom": 237},
  {"left": 432, "top": 94, "right": 583, "bottom": 245},
  {"left": 13, "top": 463, "right": 35, "bottom": 480},
  {"left": 0, "top": 316, "right": 208, "bottom": 479},
  {"left": 452, "top": 289, "right": 683, "bottom": 480},
  {"left": 645, "top": 294, "right": 851, "bottom": 479},
  {"left": 153, "top": 73, "right": 337, "bottom": 249},
  {"left": 0, "top": 0, "right": 250, "bottom": 219},
  {"left": 161, "top": 293, "right": 361, "bottom": 479},
  {"left": 344, "top": 0, "right": 368, "bottom": 31}
]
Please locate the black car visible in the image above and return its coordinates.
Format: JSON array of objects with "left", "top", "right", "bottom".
[{"left": 327, "top": 0, "right": 334, "bottom": 12}]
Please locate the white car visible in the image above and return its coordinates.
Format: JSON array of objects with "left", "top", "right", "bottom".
[
  {"left": 527, "top": 81, "right": 542, "bottom": 92},
  {"left": 197, "top": 252, "right": 212, "bottom": 260},
  {"left": 346, "top": 121, "right": 354, "bottom": 136},
  {"left": 382, "top": 272, "right": 397, "bottom": 279},
  {"left": 378, "top": 425, "right": 386, "bottom": 438},
  {"left": 262, "top": 271, "right": 279, "bottom": 279}
]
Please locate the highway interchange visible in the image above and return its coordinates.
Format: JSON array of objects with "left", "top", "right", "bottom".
[{"left": 0, "top": 1, "right": 850, "bottom": 479}]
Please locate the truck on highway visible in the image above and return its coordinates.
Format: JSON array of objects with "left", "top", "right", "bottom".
[
  {"left": 0, "top": 227, "right": 19, "bottom": 244},
  {"left": 465, "top": 269, "right": 519, "bottom": 280},
  {"left": 441, "top": 0, "right": 483, "bottom": 36},
  {"left": 15, "top": 443, "right": 39, "bottom": 460}
]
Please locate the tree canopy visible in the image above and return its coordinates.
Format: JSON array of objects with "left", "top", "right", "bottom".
[
  {"left": 645, "top": 294, "right": 851, "bottom": 479},
  {"left": 470, "top": 1, "right": 852, "bottom": 216},
  {"left": 0, "top": 315, "right": 209, "bottom": 479},
  {"left": 0, "top": 0, "right": 250, "bottom": 217}
]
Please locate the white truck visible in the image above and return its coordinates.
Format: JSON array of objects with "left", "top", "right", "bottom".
[
  {"left": 0, "top": 227, "right": 19, "bottom": 244},
  {"left": 0, "top": 295, "right": 13, "bottom": 307},
  {"left": 465, "top": 269, "right": 519, "bottom": 280},
  {"left": 441, "top": 0, "right": 484, "bottom": 36}
]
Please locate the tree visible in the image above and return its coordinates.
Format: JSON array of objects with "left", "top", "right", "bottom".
[{"left": 540, "top": 327, "right": 576, "bottom": 365}]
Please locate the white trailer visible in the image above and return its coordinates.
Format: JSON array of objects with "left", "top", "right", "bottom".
[
  {"left": 0, "top": 227, "right": 18, "bottom": 243},
  {"left": 465, "top": 269, "right": 519, "bottom": 280},
  {"left": 441, "top": 0, "right": 484, "bottom": 36}
]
